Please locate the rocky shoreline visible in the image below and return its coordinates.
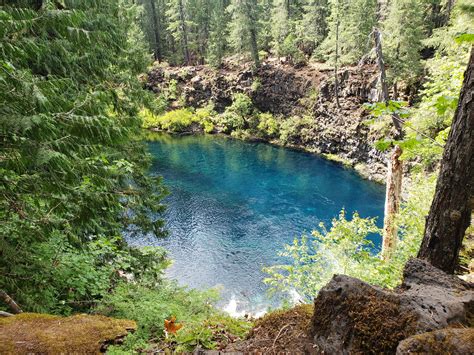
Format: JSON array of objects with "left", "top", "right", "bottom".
[{"left": 145, "top": 60, "right": 410, "bottom": 183}]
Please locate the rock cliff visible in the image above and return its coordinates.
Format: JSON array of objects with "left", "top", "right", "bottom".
[{"left": 146, "top": 60, "right": 405, "bottom": 182}]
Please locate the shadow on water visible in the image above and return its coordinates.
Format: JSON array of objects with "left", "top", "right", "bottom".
[{"left": 129, "top": 132, "right": 385, "bottom": 314}]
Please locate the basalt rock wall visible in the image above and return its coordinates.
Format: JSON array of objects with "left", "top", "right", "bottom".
[{"left": 146, "top": 61, "right": 407, "bottom": 182}]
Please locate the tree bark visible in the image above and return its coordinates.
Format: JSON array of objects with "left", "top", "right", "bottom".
[
  {"left": 382, "top": 145, "right": 403, "bottom": 260},
  {"left": 177, "top": 0, "right": 190, "bottom": 65},
  {"left": 246, "top": 0, "right": 260, "bottom": 69},
  {"left": 0, "top": 289, "right": 22, "bottom": 314},
  {"left": 417, "top": 48, "right": 474, "bottom": 273},
  {"left": 334, "top": 18, "right": 340, "bottom": 109},
  {"left": 373, "top": 27, "right": 403, "bottom": 138},
  {"left": 149, "top": 0, "right": 162, "bottom": 61},
  {"left": 373, "top": 27, "right": 404, "bottom": 259}
]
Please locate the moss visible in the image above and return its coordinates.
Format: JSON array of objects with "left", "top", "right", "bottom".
[
  {"left": 400, "top": 328, "right": 474, "bottom": 353},
  {"left": 226, "top": 304, "right": 314, "bottom": 353},
  {"left": 322, "top": 153, "right": 353, "bottom": 167},
  {"left": 0, "top": 313, "right": 136, "bottom": 354},
  {"left": 313, "top": 288, "right": 418, "bottom": 354}
]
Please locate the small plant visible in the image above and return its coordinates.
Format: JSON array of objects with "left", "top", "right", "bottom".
[
  {"left": 278, "top": 116, "right": 313, "bottom": 145},
  {"left": 99, "top": 282, "right": 252, "bottom": 353},
  {"left": 165, "top": 79, "right": 179, "bottom": 100},
  {"left": 140, "top": 108, "right": 194, "bottom": 132},
  {"left": 257, "top": 113, "right": 280, "bottom": 139},
  {"left": 217, "top": 112, "right": 245, "bottom": 133},
  {"left": 251, "top": 78, "right": 262, "bottom": 92},
  {"left": 226, "top": 93, "right": 253, "bottom": 117}
]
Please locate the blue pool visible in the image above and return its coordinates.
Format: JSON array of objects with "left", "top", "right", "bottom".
[{"left": 131, "top": 133, "right": 385, "bottom": 314}]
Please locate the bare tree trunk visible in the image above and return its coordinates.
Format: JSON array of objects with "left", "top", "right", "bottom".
[
  {"left": 149, "top": 0, "right": 162, "bottom": 62},
  {"left": 418, "top": 48, "right": 474, "bottom": 273},
  {"left": 178, "top": 0, "right": 190, "bottom": 65},
  {"left": 382, "top": 145, "right": 403, "bottom": 259},
  {"left": 0, "top": 289, "right": 22, "bottom": 314},
  {"left": 334, "top": 18, "right": 340, "bottom": 109},
  {"left": 373, "top": 27, "right": 405, "bottom": 259},
  {"left": 373, "top": 28, "right": 403, "bottom": 138}
]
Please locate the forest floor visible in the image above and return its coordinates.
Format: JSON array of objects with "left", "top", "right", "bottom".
[{"left": 224, "top": 304, "right": 314, "bottom": 354}]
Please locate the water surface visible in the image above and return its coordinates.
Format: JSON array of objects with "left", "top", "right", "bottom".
[{"left": 132, "top": 133, "right": 385, "bottom": 314}]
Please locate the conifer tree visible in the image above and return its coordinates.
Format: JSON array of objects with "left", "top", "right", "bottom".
[
  {"left": 271, "top": 0, "right": 290, "bottom": 54},
  {"left": 167, "top": 0, "right": 192, "bottom": 64},
  {"left": 0, "top": 0, "right": 166, "bottom": 312},
  {"left": 383, "top": 0, "right": 425, "bottom": 88},
  {"left": 228, "top": 0, "right": 261, "bottom": 68},
  {"left": 299, "top": 0, "right": 329, "bottom": 52},
  {"left": 319, "top": 0, "right": 377, "bottom": 64},
  {"left": 207, "top": 0, "right": 230, "bottom": 66}
]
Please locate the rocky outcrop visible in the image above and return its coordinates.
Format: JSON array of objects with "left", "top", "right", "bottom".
[
  {"left": 0, "top": 313, "right": 136, "bottom": 354},
  {"left": 146, "top": 61, "right": 402, "bottom": 182},
  {"left": 310, "top": 258, "right": 474, "bottom": 354},
  {"left": 397, "top": 328, "right": 474, "bottom": 354}
]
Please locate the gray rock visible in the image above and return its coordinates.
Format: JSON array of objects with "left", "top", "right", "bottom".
[{"left": 310, "top": 258, "right": 474, "bottom": 354}]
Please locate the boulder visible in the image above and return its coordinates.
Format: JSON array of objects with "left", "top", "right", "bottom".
[
  {"left": 310, "top": 258, "right": 473, "bottom": 354},
  {"left": 0, "top": 313, "right": 136, "bottom": 354},
  {"left": 396, "top": 328, "right": 474, "bottom": 354}
]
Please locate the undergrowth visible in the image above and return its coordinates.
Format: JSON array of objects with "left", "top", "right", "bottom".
[{"left": 97, "top": 282, "right": 252, "bottom": 353}]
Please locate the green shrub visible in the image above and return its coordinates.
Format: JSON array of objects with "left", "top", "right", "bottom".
[
  {"left": 217, "top": 112, "right": 245, "bottom": 133},
  {"left": 278, "top": 116, "right": 313, "bottom": 145},
  {"left": 141, "top": 108, "right": 195, "bottom": 132},
  {"left": 264, "top": 175, "right": 437, "bottom": 300},
  {"left": 264, "top": 210, "right": 381, "bottom": 301},
  {"left": 226, "top": 93, "right": 253, "bottom": 117},
  {"left": 251, "top": 78, "right": 262, "bottom": 92},
  {"left": 230, "top": 129, "right": 253, "bottom": 140},
  {"left": 202, "top": 120, "right": 214, "bottom": 133},
  {"left": 98, "top": 282, "right": 252, "bottom": 353},
  {"left": 195, "top": 104, "right": 217, "bottom": 133},
  {"left": 280, "top": 34, "right": 307, "bottom": 66},
  {"left": 257, "top": 113, "right": 280, "bottom": 139}
]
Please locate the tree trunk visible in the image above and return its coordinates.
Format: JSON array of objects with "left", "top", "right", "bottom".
[
  {"left": 334, "top": 18, "right": 340, "bottom": 109},
  {"left": 178, "top": 0, "right": 190, "bottom": 65},
  {"left": 373, "top": 27, "right": 403, "bottom": 138},
  {"left": 246, "top": 0, "right": 260, "bottom": 69},
  {"left": 249, "top": 27, "right": 260, "bottom": 69},
  {"left": 417, "top": 48, "right": 474, "bottom": 273},
  {"left": 149, "top": 0, "right": 162, "bottom": 61},
  {"left": 382, "top": 145, "right": 403, "bottom": 259},
  {"left": 373, "top": 27, "right": 405, "bottom": 259},
  {"left": 0, "top": 289, "right": 22, "bottom": 314}
]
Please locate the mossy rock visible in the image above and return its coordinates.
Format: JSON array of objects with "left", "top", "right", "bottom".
[
  {"left": 0, "top": 313, "right": 136, "bottom": 354},
  {"left": 397, "top": 328, "right": 474, "bottom": 354}
]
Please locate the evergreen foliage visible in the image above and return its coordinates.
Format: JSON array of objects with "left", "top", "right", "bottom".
[{"left": 0, "top": 0, "right": 167, "bottom": 313}]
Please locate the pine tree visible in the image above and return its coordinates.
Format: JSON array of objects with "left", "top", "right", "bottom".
[
  {"left": 0, "top": 0, "right": 166, "bottom": 312},
  {"left": 167, "top": 0, "right": 192, "bottom": 64},
  {"left": 227, "top": 0, "right": 260, "bottom": 68},
  {"left": 319, "top": 0, "right": 377, "bottom": 64},
  {"left": 383, "top": 0, "right": 425, "bottom": 87},
  {"left": 271, "top": 0, "right": 290, "bottom": 54},
  {"left": 207, "top": 0, "right": 230, "bottom": 66},
  {"left": 299, "top": 0, "right": 329, "bottom": 53}
]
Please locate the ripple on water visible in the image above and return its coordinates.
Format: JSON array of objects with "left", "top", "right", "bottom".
[{"left": 128, "top": 133, "right": 385, "bottom": 314}]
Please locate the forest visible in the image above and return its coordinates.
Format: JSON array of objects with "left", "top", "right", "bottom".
[{"left": 0, "top": 0, "right": 473, "bottom": 353}]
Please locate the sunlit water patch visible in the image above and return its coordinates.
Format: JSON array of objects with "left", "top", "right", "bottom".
[{"left": 129, "top": 133, "right": 384, "bottom": 314}]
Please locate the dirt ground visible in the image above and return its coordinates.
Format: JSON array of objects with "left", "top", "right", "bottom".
[{"left": 224, "top": 304, "right": 315, "bottom": 354}]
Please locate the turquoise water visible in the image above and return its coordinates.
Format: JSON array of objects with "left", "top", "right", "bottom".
[{"left": 133, "top": 133, "right": 384, "bottom": 313}]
